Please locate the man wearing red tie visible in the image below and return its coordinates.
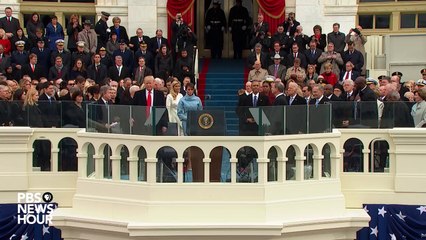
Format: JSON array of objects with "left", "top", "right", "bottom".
[
  {"left": 133, "top": 76, "right": 168, "bottom": 135},
  {"left": 339, "top": 61, "right": 359, "bottom": 83},
  {"left": 0, "top": 7, "right": 21, "bottom": 39},
  {"left": 22, "top": 53, "right": 46, "bottom": 80}
]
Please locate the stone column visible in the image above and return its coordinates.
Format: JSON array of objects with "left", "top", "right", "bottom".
[
  {"left": 76, "top": 153, "right": 87, "bottom": 178},
  {"left": 277, "top": 157, "right": 287, "bottom": 182},
  {"left": 93, "top": 154, "right": 104, "bottom": 179},
  {"left": 176, "top": 157, "right": 185, "bottom": 183},
  {"left": 203, "top": 158, "right": 211, "bottom": 183},
  {"left": 257, "top": 158, "right": 269, "bottom": 184},
  {"left": 362, "top": 149, "right": 370, "bottom": 173},
  {"left": 145, "top": 157, "right": 157, "bottom": 184},
  {"left": 312, "top": 155, "right": 324, "bottom": 180},
  {"left": 295, "top": 156, "right": 306, "bottom": 181},
  {"left": 230, "top": 158, "right": 238, "bottom": 183},
  {"left": 51, "top": 148, "right": 59, "bottom": 172},
  {"left": 128, "top": 156, "right": 138, "bottom": 182},
  {"left": 110, "top": 155, "right": 121, "bottom": 180}
]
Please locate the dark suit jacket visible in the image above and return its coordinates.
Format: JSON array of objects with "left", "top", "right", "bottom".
[
  {"left": 309, "top": 96, "right": 330, "bottom": 105},
  {"left": 282, "top": 19, "right": 300, "bottom": 37},
  {"left": 51, "top": 50, "right": 72, "bottom": 68},
  {"left": 133, "top": 89, "right": 168, "bottom": 135},
  {"left": 0, "top": 16, "right": 21, "bottom": 35},
  {"left": 132, "top": 66, "right": 153, "bottom": 84},
  {"left": 273, "top": 94, "right": 288, "bottom": 105},
  {"left": 287, "top": 94, "right": 306, "bottom": 106},
  {"left": 87, "top": 64, "right": 108, "bottom": 85},
  {"left": 339, "top": 70, "right": 360, "bottom": 82},
  {"left": 238, "top": 93, "right": 269, "bottom": 135},
  {"left": 287, "top": 51, "right": 307, "bottom": 69},
  {"left": 0, "top": 54, "right": 11, "bottom": 74},
  {"left": 113, "top": 49, "right": 134, "bottom": 69},
  {"left": 21, "top": 64, "right": 46, "bottom": 80},
  {"left": 108, "top": 65, "right": 131, "bottom": 81},
  {"left": 247, "top": 52, "right": 268, "bottom": 69},
  {"left": 305, "top": 48, "right": 323, "bottom": 70},
  {"left": 129, "top": 35, "right": 151, "bottom": 52},
  {"left": 48, "top": 66, "right": 69, "bottom": 81},
  {"left": 150, "top": 36, "right": 168, "bottom": 54},
  {"left": 342, "top": 49, "right": 364, "bottom": 73},
  {"left": 38, "top": 93, "right": 60, "bottom": 127},
  {"left": 31, "top": 47, "right": 51, "bottom": 75},
  {"left": 109, "top": 26, "right": 129, "bottom": 44}
]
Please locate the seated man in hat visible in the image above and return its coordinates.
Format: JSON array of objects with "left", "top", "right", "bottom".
[
  {"left": 50, "top": 39, "right": 71, "bottom": 68},
  {"left": 78, "top": 19, "right": 98, "bottom": 54},
  {"left": 268, "top": 53, "right": 286, "bottom": 80},
  {"left": 113, "top": 39, "right": 134, "bottom": 69}
]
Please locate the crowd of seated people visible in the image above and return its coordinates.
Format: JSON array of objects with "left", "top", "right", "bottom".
[{"left": 1, "top": 6, "right": 426, "bottom": 136}]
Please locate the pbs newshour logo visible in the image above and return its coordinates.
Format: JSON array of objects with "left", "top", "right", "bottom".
[{"left": 17, "top": 192, "right": 56, "bottom": 225}]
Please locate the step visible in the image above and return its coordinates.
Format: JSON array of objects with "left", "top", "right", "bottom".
[{"left": 202, "top": 89, "right": 241, "bottom": 95}]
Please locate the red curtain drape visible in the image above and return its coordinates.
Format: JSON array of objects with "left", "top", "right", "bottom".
[
  {"left": 256, "top": 0, "right": 286, "bottom": 35},
  {"left": 167, "top": 0, "right": 195, "bottom": 40}
]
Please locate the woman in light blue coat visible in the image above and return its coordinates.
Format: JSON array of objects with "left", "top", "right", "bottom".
[{"left": 177, "top": 83, "right": 203, "bottom": 136}]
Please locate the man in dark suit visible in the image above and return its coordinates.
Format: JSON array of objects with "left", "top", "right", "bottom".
[
  {"left": 287, "top": 43, "right": 307, "bottom": 69},
  {"left": 133, "top": 75, "right": 168, "bottom": 135},
  {"left": 309, "top": 84, "right": 331, "bottom": 133},
  {"left": 286, "top": 82, "right": 305, "bottom": 106},
  {"left": 327, "top": 23, "right": 346, "bottom": 54},
  {"left": 11, "top": 41, "right": 29, "bottom": 80},
  {"left": 0, "top": 7, "right": 21, "bottom": 39},
  {"left": 340, "top": 61, "right": 360, "bottom": 83},
  {"left": 133, "top": 56, "right": 153, "bottom": 85},
  {"left": 251, "top": 13, "right": 269, "bottom": 41},
  {"left": 113, "top": 40, "right": 134, "bottom": 69},
  {"left": 324, "top": 84, "right": 342, "bottom": 101},
  {"left": 38, "top": 82, "right": 60, "bottom": 127},
  {"left": 129, "top": 27, "right": 151, "bottom": 52},
  {"left": 50, "top": 39, "right": 71, "bottom": 69},
  {"left": 21, "top": 53, "right": 46, "bottom": 80},
  {"left": 354, "top": 76, "right": 378, "bottom": 128},
  {"left": 268, "top": 41, "right": 287, "bottom": 66},
  {"left": 87, "top": 53, "right": 108, "bottom": 85},
  {"left": 108, "top": 55, "right": 131, "bottom": 81},
  {"left": 309, "top": 84, "right": 330, "bottom": 105},
  {"left": 30, "top": 39, "right": 51, "bottom": 76},
  {"left": 0, "top": 44, "right": 11, "bottom": 74},
  {"left": 48, "top": 56, "right": 69, "bottom": 81},
  {"left": 238, "top": 80, "right": 270, "bottom": 135},
  {"left": 305, "top": 40, "right": 322, "bottom": 73},
  {"left": 282, "top": 12, "right": 300, "bottom": 37},
  {"left": 247, "top": 43, "right": 268, "bottom": 69},
  {"left": 272, "top": 82, "right": 287, "bottom": 106},
  {"left": 342, "top": 41, "right": 364, "bottom": 74},
  {"left": 134, "top": 42, "right": 154, "bottom": 72},
  {"left": 150, "top": 29, "right": 168, "bottom": 54}
]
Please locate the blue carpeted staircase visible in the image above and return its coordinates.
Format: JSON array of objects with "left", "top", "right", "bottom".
[{"left": 198, "top": 59, "right": 245, "bottom": 135}]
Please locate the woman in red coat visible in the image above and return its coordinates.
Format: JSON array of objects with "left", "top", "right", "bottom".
[{"left": 0, "top": 28, "right": 12, "bottom": 55}]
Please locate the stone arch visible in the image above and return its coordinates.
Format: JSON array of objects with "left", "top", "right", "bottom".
[
  {"left": 32, "top": 139, "right": 51, "bottom": 171},
  {"left": 183, "top": 146, "right": 205, "bottom": 183},
  {"left": 119, "top": 145, "right": 130, "bottom": 180},
  {"left": 58, "top": 137, "right": 78, "bottom": 171},
  {"left": 267, "top": 146, "right": 280, "bottom": 182},
  {"left": 156, "top": 146, "right": 178, "bottom": 183},
  {"left": 343, "top": 138, "right": 364, "bottom": 172},
  {"left": 134, "top": 146, "right": 147, "bottom": 181},
  {"left": 322, "top": 143, "right": 334, "bottom": 178},
  {"left": 286, "top": 145, "right": 297, "bottom": 180},
  {"left": 236, "top": 146, "right": 258, "bottom": 183},
  {"left": 368, "top": 139, "right": 390, "bottom": 173},
  {"left": 103, "top": 144, "right": 112, "bottom": 179},
  {"left": 304, "top": 144, "right": 315, "bottom": 180},
  {"left": 209, "top": 146, "right": 231, "bottom": 183},
  {"left": 86, "top": 143, "right": 95, "bottom": 177}
]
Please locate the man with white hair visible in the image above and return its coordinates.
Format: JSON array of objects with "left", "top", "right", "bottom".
[
  {"left": 248, "top": 60, "right": 268, "bottom": 81},
  {"left": 154, "top": 77, "right": 165, "bottom": 90}
]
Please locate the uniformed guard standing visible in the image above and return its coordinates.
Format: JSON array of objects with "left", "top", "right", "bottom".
[
  {"left": 95, "top": 11, "right": 111, "bottom": 51},
  {"left": 228, "top": 0, "right": 251, "bottom": 59},
  {"left": 205, "top": 1, "right": 227, "bottom": 59}
]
